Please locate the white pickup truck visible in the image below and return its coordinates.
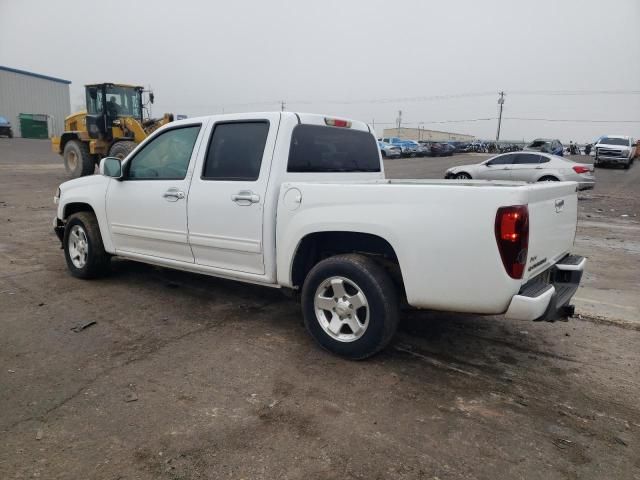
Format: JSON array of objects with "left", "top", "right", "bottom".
[{"left": 53, "top": 112, "right": 586, "bottom": 359}]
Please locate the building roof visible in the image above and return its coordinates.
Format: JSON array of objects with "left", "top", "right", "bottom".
[{"left": 0, "top": 65, "right": 71, "bottom": 85}]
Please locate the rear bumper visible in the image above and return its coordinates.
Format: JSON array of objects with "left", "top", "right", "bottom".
[
  {"left": 505, "top": 254, "right": 586, "bottom": 321},
  {"left": 577, "top": 180, "right": 595, "bottom": 191}
]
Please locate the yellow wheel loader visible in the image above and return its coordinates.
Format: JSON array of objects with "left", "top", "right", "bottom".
[{"left": 51, "top": 83, "right": 174, "bottom": 177}]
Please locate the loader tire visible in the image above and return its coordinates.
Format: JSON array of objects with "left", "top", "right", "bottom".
[
  {"left": 108, "top": 141, "right": 137, "bottom": 160},
  {"left": 63, "top": 140, "right": 95, "bottom": 178}
]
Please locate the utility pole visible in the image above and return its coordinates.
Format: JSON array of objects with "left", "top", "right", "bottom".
[
  {"left": 281, "top": 100, "right": 285, "bottom": 112},
  {"left": 496, "top": 91, "right": 505, "bottom": 143},
  {"left": 397, "top": 110, "right": 402, "bottom": 137}
]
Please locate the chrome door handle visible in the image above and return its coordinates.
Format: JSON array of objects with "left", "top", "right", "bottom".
[
  {"left": 163, "top": 188, "right": 185, "bottom": 201},
  {"left": 231, "top": 190, "right": 260, "bottom": 205}
]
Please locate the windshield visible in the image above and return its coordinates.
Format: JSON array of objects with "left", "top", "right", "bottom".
[
  {"left": 598, "top": 137, "right": 629, "bottom": 146},
  {"left": 105, "top": 86, "right": 142, "bottom": 118},
  {"left": 0, "top": 116, "right": 9, "bottom": 125}
]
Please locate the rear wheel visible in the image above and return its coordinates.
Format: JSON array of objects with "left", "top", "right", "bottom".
[
  {"left": 108, "top": 140, "right": 137, "bottom": 160},
  {"left": 455, "top": 172, "right": 471, "bottom": 179},
  {"left": 301, "top": 254, "right": 399, "bottom": 360},
  {"left": 538, "top": 176, "right": 559, "bottom": 182},
  {"left": 63, "top": 140, "right": 95, "bottom": 178}
]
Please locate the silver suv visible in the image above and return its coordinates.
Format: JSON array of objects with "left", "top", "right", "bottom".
[{"left": 594, "top": 136, "right": 636, "bottom": 169}]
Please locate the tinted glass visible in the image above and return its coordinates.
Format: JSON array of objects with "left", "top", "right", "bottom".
[
  {"left": 528, "top": 140, "right": 549, "bottom": 148},
  {"left": 599, "top": 137, "right": 629, "bottom": 146},
  {"left": 202, "top": 122, "right": 269, "bottom": 181},
  {"left": 128, "top": 125, "right": 201, "bottom": 180},
  {"left": 288, "top": 125, "right": 380, "bottom": 173},
  {"left": 513, "top": 153, "right": 541, "bottom": 164},
  {"left": 487, "top": 155, "right": 512, "bottom": 165}
]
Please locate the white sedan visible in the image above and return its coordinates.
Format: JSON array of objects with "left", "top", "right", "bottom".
[{"left": 445, "top": 152, "right": 595, "bottom": 190}]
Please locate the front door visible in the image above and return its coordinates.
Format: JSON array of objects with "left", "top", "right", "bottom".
[
  {"left": 106, "top": 123, "right": 205, "bottom": 263},
  {"left": 187, "top": 115, "right": 280, "bottom": 275},
  {"left": 480, "top": 154, "right": 515, "bottom": 180}
]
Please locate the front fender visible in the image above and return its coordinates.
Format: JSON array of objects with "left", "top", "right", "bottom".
[{"left": 57, "top": 175, "right": 114, "bottom": 253}]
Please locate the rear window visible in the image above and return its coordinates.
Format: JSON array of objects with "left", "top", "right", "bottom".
[
  {"left": 599, "top": 137, "right": 629, "bottom": 146},
  {"left": 287, "top": 125, "right": 381, "bottom": 173}
]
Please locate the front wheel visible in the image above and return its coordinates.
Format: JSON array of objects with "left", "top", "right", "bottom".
[
  {"left": 538, "top": 176, "right": 559, "bottom": 182},
  {"left": 63, "top": 212, "right": 110, "bottom": 279},
  {"left": 455, "top": 172, "right": 471, "bottom": 179},
  {"left": 301, "top": 254, "right": 399, "bottom": 359}
]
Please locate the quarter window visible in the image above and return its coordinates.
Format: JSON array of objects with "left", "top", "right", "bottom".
[
  {"left": 127, "top": 125, "right": 201, "bottom": 180},
  {"left": 202, "top": 122, "right": 269, "bottom": 181}
]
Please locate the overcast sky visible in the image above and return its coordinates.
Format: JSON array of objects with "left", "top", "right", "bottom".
[{"left": 1, "top": 0, "right": 639, "bottom": 142}]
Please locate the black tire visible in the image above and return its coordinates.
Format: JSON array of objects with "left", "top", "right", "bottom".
[
  {"left": 108, "top": 140, "right": 137, "bottom": 160},
  {"left": 8, "top": 130, "right": 13, "bottom": 138},
  {"left": 301, "top": 254, "right": 399, "bottom": 360},
  {"left": 381, "top": 151, "right": 387, "bottom": 158},
  {"left": 63, "top": 140, "right": 94, "bottom": 178},
  {"left": 623, "top": 160, "right": 631, "bottom": 170},
  {"left": 455, "top": 172, "right": 472, "bottom": 180},
  {"left": 538, "top": 176, "right": 559, "bottom": 182},
  {"left": 63, "top": 212, "right": 110, "bottom": 279}
]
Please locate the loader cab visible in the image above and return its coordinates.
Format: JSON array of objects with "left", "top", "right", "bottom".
[{"left": 85, "top": 83, "right": 144, "bottom": 139}]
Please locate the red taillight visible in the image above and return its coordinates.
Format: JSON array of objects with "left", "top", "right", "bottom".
[
  {"left": 495, "top": 205, "right": 529, "bottom": 279},
  {"left": 572, "top": 165, "right": 590, "bottom": 174},
  {"left": 324, "top": 117, "right": 351, "bottom": 128}
]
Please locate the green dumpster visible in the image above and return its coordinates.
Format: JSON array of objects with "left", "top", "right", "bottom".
[{"left": 19, "top": 113, "right": 49, "bottom": 139}]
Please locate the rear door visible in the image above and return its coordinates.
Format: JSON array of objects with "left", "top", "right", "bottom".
[
  {"left": 508, "top": 153, "right": 543, "bottom": 182},
  {"left": 186, "top": 113, "right": 280, "bottom": 275}
]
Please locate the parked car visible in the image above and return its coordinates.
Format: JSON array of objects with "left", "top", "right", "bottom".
[
  {"left": 593, "top": 135, "right": 636, "bottom": 169},
  {"left": 425, "top": 142, "right": 445, "bottom": 156},
  {"left": 0, "top": 116, "right": 14, "bottom": 138},
  {"left": 53, "top": 112, "right": 586, "bottom": 359},
  {"left": 444, "top": 151, "right": 595, "bottom": 190},
  {"left": 378, "top": 141, "right": 401, "bottom": 159},
  {"left": 382, "top": 137, "right": 419, "bottom": 157},
  {"left": 524, "top": 138, "right": 564, "bottom": 156},
  {"left": 439, "top": 143, "right": 455, "bottom": 156}
]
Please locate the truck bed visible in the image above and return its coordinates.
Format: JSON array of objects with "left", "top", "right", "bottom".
[{"left": 276, "top": 179, "right": 578, "bottom": 315}]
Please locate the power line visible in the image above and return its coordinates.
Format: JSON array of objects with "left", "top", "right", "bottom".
[{"left": 504, "top": 117, "right": 640, "bottom": 123}]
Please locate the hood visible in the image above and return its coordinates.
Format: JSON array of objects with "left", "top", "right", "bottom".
[{"left": 59, "top": 173, "right": 109, "bottom": 193}]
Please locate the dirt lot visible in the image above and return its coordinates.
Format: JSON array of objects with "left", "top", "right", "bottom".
[{"left": 1, "top": 139, "right": 639, "bottom": 480}]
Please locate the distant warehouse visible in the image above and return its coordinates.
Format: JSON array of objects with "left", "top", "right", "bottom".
[
  {"left": 0, "top": 65, "right": 71, "bottom": 139},
  {"left": 382, "top": 127, "right": 474, "bottom": 142}
]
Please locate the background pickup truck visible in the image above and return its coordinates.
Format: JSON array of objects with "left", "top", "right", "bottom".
[{"left": 53, "top": 112, "right": 586, "bottom": 359}]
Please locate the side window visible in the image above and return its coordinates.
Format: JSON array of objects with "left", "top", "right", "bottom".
[
  {"left": 202, "top": 122, "right": 269, "bottom": 181},
  {"left": 513, "top": 153, "right": 541, "bottom": 164},
  {"left": 487, "top": 155, "right": 512, "bottom": 166},
  {"left": 539, "top": 156, "right": 550, "bottom": 163},
  {"left": 127, "top": 125, "right": 201, "bottom": 180}
]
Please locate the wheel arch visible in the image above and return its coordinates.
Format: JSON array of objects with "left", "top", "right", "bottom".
[
  {"left": 289, "top": 231, "right": 405, "bottom": 296},
  {"left": 63, "top": 202, "right": 96, "bottom": 220},
  {"left": 59, "top": 132, "right": 81, "bottom": 153}
]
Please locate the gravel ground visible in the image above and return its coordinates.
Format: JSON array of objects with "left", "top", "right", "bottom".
[{"left": 1, "top": 139, "right": 639, "bottom": 480}]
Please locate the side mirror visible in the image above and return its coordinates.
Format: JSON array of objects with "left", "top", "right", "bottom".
[
  {"left": 99, "top": 157, "right": 122, "bottom": 179},
  {"left": 88, "top": 87, "right": 97, "bottom": 100},
  {"left": 149, "top": 92, "right": 155, "bottom": 104},
  {"left": 485, "top": 162, "right": 492, "bottom": 167}
]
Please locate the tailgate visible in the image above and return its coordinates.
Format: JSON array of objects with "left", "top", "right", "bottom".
[{"left": 524, "top": 183, "right": 578, "bottom": 280}]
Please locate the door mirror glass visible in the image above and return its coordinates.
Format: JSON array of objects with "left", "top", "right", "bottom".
[{"left": 100, "top": 157, "right": 122, "bottom": 178}]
